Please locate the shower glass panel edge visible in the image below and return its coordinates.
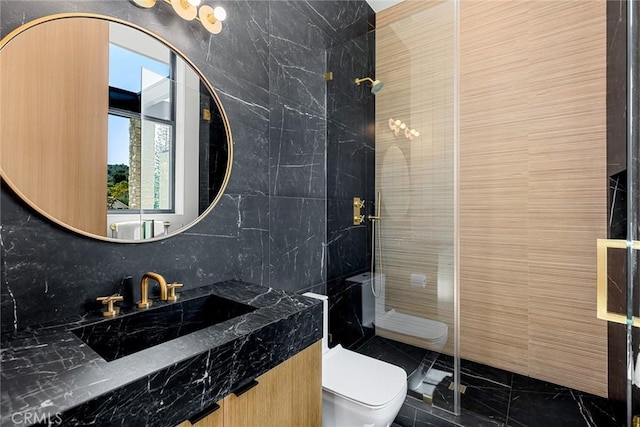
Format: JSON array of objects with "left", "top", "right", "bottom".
[{"left": 627, "top": 0, "right": 639, "bottom": 425}]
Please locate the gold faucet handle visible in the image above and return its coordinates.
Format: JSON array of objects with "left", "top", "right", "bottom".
[
  {"left": 166, "top": 283, "right": 183, "bottom": 302},
  {"left": 97, "top": 294, "right": 124, "bottom": 317}
]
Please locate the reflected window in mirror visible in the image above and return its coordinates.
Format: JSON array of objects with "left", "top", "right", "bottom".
[
  {"left": 105, "top": 20, "right": 216, "bottom": 238},
  {"left": 107, "top": 31, "right": 176, "bottom": 213}
]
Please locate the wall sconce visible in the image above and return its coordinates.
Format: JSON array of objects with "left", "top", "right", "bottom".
[
  {"left": 405, "top": 128, "right": 419, "bottom": 140},
  {"left": 389, "top": 118, "right": 419, "bottom": 140},
  {"left": 131, "top": 0, "right": 227, "bottom": 34}
]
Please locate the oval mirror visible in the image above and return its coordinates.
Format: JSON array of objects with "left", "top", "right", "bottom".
[{"left": 0, "top": 14, "right": 232, "bottom": 242}]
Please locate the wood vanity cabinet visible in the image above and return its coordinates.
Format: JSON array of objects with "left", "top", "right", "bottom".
[{"left": 178, "top": 341, "right": 321, "bottom": 427}]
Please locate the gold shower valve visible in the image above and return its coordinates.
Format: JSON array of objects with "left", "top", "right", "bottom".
[{"left": 353, "top": 197, "right": 365, "bottom": 225}]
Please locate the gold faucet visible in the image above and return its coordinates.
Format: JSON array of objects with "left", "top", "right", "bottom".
[{"left": 137, "top": 271, "right": 168, "bottom": 309}]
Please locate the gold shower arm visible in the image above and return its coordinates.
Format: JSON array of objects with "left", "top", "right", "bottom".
[{"left": 355, "top": 77, "right": 374, "bottom": 85}]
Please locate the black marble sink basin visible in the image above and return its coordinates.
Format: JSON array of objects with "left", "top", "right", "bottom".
[{"left": 71, "top": 294, "right": 256, "bottom": 362}]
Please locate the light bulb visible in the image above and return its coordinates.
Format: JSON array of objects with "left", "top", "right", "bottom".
[
  {"left": 187, "top": 0, "right": 201, "bottom": 6},
  {"left": 414, "top": 131, "right": 420, "bottom": 137},
  {"left": 199, "top": 5, "right": 224, "bottom": 33},
  {"left": 399, "top": 123, "right": 406, "bottom": 130},
  {"left": 394, "top": 120, "right": 401, "bottom": 126},
  {"left": 213, "top": 6, "right": 227, "bottom": 21},
  {"left": 410, "top": 129, "right": 417, "bottom": 136}
]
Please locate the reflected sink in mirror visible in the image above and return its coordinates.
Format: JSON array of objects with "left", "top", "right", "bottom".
[{"left": 71, "top": 295, "right": 256, "bottom": 362}]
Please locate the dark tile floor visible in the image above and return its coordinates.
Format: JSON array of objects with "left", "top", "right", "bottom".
[{"left": 354, "top": 336, "right": 626, "bottom": 427}]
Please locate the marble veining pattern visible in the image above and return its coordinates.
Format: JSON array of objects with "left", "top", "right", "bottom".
[
  {"left": 327, "top": 120, "right": 372, "bottom": 201},
  {"left": 269, "top": 197, "right": 326, "bottom": 292},
  {"left": 1, "top": 281, "right": 322, "bottom": 426},
  {"left": 268, "top": 34, "right": 326, "bottom": 113},
  {"left": 327, "top": 33, "right": 374, "bottom": 133},
  {"left": 327, "top": 273, "right": 374, "bottom": 349},
  {"left": 269, "top": 95, "right": 326, "bottom": 199},
  {"left": 324, "top": 25, "right": 376, "bottom": 349},
  {"left": 327, "top": 199, "right": 370, "bottom": 279}
]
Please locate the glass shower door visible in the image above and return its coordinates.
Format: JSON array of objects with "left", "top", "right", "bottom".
[{"left": 373, "top": 0, "right": 460, "bottom": 415}]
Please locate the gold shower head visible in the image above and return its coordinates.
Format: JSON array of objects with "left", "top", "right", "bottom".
[{"left": 355, "top": 77, "right": 384, "bottom": 94}]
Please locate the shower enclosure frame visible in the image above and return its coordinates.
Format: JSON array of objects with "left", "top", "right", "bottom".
[{"left": 626, "top": 0, "right": 638, "bottom": 425}]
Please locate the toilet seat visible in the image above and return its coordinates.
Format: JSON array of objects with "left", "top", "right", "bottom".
[{"left": 323, "top": 345, "right": 407, "bottom": 409}]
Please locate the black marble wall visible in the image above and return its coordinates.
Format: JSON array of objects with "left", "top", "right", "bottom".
[
  {"left": 325, "top": 29, "right": 376, "bottom": 349},
  {"left": 0, "top": 0, "right": 375, "bottom": 337}
]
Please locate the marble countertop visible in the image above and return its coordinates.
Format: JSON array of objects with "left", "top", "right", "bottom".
[{"left": 0, "top": 281, "right": 322, "bottom": 426}]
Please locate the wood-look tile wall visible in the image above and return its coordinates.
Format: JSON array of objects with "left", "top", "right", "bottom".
[
  {"left": 378, "top": 0, "right": 608, "bottom": 397},
  {"left": 524, "top": 1, "right": 607, "bottom": 397}
]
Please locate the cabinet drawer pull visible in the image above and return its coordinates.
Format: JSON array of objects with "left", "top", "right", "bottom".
[
  {"left": 188, "top": 402, "right": 220, "bottom": 425},
  {"left": 231, "top": 379, "right": 259, "bottom": 396}
]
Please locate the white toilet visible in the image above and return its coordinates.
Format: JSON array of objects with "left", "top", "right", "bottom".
[{"left": 304, "top": 293, "right": 407, "bottom": 427}]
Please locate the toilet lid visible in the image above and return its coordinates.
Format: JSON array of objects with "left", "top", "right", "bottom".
[{"left": 323, "top": 345, "right": 407, "bottom": 408}]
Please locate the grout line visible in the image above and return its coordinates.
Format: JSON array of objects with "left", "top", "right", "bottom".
[{"left": 505, "top": 373, "right": 514, "bottom": 426}]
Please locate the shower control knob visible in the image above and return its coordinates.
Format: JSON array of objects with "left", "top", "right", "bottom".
[{"left": 354, "top": 199, "right": 365, "bottom": 209}]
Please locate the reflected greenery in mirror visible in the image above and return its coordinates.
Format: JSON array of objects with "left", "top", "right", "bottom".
[{"left": 0, "top": 14, "right": 232, "bottom": 242}]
